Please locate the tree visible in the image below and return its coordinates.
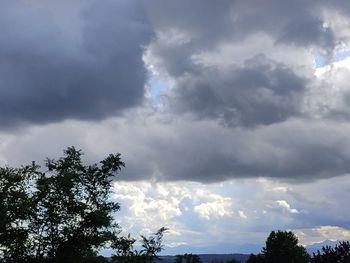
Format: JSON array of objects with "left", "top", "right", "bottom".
[
  {"left": 32, "top": 147, "right": 125, "bottom": 262},
  {"left": 0, "top": 165, "right": 36, "bottom": 262},
  {"left": 246, "top": 254, "right": 265, "bottom": 263},
  {"left": 175, "top": 253, "right": 202, "bottom": 263},
  {"left": 260, "top": 230, "right": 309, "bottom": 263},
  {"left": 111, "top": 227, "right": 167, "bottom": 263},
  {"left": 310, "top": 241, "right": 350, "bottom": 263},
  {"left": 0, "top": 147, "right": 126, "bottom": 262},
  {"left": 247, "top": 230, "right": 309, "bottom": 263}
]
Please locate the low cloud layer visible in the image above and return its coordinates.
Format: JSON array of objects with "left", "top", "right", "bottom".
[{"left": 2, "top": 111, "right": 350, "bottom": 183}]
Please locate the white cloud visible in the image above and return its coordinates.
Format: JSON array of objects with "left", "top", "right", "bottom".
[
  {"left": 194, "top": 197, "right": 234, "bottom": 220},
  {"left": 294, "top": 226, "right": 350, "bottom": 246},
  {"left": 276, "top": 200, "right": 299, "bottom": 214},
  {"left": 238, "top": 210, "right": 248, "bottom": 219}
]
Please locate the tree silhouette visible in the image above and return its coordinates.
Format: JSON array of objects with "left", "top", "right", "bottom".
[
  {"left": 111, "top": 227, "right": 167, "bottom": 263},
  {"left": 247, "top": 230, "right": 309, "bottom": 263},
  {"left": 261, "top": 230, "right": 309, "bottom": 263},
  {"left": 175, "top": 253, "right": 202, "bottom": 263},
  {"left": 0, "top": 165, "right": 35, "bottom": 262},
  {"left": 29, "top": 147, "right": 125, "bottom": 262},
  {"left": 246, "top": 254, "right": 265, "bottom": 263},
  {"left": 311, "top": 241, "right": 350, "bottom": 263},
  {"left": 0, "top": 147, "right": 166, "bottom": 262}
]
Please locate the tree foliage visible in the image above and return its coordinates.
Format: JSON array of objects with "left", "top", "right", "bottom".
[
  {"left": 262, "top": 230, "right": 309, "bottom": 263},
  {"left": 246, "top": 254, "right": 265, "bottom": 263},
  {"left": 248, "top": 230, "right": 309, "bottom": 263},
  {"left": 111, "top": 227, "right": 167, "bottom": 263},
  {"left": 31, "top": 147, "right": 124, "bottom": 262},
  {"left": 310, "top": 241, "right": 350, "bottom": 263},
  {"left": 175, "top": 253, "right": 202, "bottom": 263},
  {"left": 0, "top": 147, "right": 166, "bottom": 263},
  {"left": 0, "top": 165, "right": 35, "bottom": 262}
]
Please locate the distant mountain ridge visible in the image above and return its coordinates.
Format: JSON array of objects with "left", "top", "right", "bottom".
[
  {"left": 162, "top": 243, "right": 262, "bottom": 255},
  {"left": 306, "top": 239, "right": 350, "bottom": 255},
  {"left": 106, "top": 240, "right": 349, "bottom": 262},
  {"left": 158, "top": 240, "right": 350, "bottom": 262},
  {"left": 158, "top": 254, "right": 250, "bottom": 263}
]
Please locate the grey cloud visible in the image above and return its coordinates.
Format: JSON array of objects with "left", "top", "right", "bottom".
[
  {"left": 0, "top": 0, "right": 152, "bottom": 129},
  {"left": 236, "top": 0, "right": 336, "bottom": 52},
  {"left": 3, "top": 1, "right": 350, "bottom": 183},
  {"left": 146, "top": 0, "right": 343, "bottom": 127},
  {"left": 146, "top": 0, "right": 336, "bottom": 51},
  {"left": 1, "top": 0, "right": 347, "bottom": 130},
  {"left": 2, "top": 112, "right": 350, "bottom": 183},
  {"left": 289, "top": 176, "right": 350, "bottom": 229},
  {"left": 43, "top": 114, "right": 350, "bottom": 183},
  {"left": 277, "top": 16, "right": 335, "bottom": 53},
  {"left": 149, "top": 119, "right": 350, "bottom": 183},
  {"left": 168, "top": 55, "right": 306, "bottom": 127},
  {"left": 145, "top": 0, "right": 234, "bottom": 46}
]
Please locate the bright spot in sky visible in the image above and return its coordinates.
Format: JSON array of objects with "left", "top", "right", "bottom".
[
  {"left": 314, "top": 49, "right": 350, "bottom": 68},
  {"left": 147, "top": 75, "right": 168, "bottom": 106}
]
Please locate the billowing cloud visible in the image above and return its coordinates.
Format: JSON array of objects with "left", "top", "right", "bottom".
[
  {"left": 3, "top": 0, "right": 350, "bottom": 131},
  {"left": 194, "top": 196, "right": 233, "bottom": 220},
  {"left": 168, "top": 55, "right": 307, "bottom": 127},
  {"left": 145, "top": 0, "right": 350, "bottom": 128},
  {"left": 276, "top": 200, "right": 299, "bottom": 214},
  {"left": 109, "top": 177, "right": 350, "bottom": 252}
]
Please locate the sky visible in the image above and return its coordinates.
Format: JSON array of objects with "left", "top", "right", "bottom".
[{"left": 2, "top": 0, "right": 350, "bottom": 255}]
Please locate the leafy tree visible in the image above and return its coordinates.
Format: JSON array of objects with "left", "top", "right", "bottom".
[
  {"left": 310, "top": 241, "right": 350, "bottom": 263},
  {"left": 175, "top": 253, "right": 202, "bottom": 263},
  {"left": 111, "top": 227, "right": 167, "bottom": 263},
  {"left": 0, "top": 147, "right": 127, "bottom": 262},
  {"left": 247, "top": 230, "right": 309, "bottom": 263},
  {"left": 31, "top": 147, "right": 125, "bottom": 262},
  {"left": 261, "top": 230, "right": 309, "bottom": 263},
  {"left": 0, "top": 165, "right": 37, "bottom": 262}
]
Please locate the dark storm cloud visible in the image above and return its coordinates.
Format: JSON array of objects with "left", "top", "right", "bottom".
[
  {"left": 4, "top": 0, "right": 350, "bottom": 184},
  {"left": 169, "top": 55, "right": 306, "bottom": 127},
  {"left": 1, "top": 0, "right": 346, "bottom": 129},
  {"left": 234, "top": 0, "right": 337, "bottom": 52},
  {"left": 146, "top": 0, "right": 336, "bottom": 50},
  {"left": 277, "top": 16, "right": 335, "bottom": 52},
  {"left": 147, "top": 0, "right": 338, "bottom": 73},
  {"left": 0, "top": 0, "right": 152, "bottom": 128}
]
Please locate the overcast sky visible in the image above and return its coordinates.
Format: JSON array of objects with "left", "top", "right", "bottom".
[{"left": 2, "top": 0, "right": 350, "bottom": 254}]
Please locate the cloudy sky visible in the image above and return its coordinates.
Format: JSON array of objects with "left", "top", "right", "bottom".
[{"left": 2, "top": 0, "right": 350, "bottom": 255}]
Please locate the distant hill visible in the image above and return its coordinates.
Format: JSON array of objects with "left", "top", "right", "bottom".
[
  {"left": 106, "top": 240, "right": 350, "bottom": 262},
  {"left": 162, "top": 243, "right": 262, "bottom": 255},
  {"left": 158, "top": 254, "right": 250, "bottom": 263}
]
